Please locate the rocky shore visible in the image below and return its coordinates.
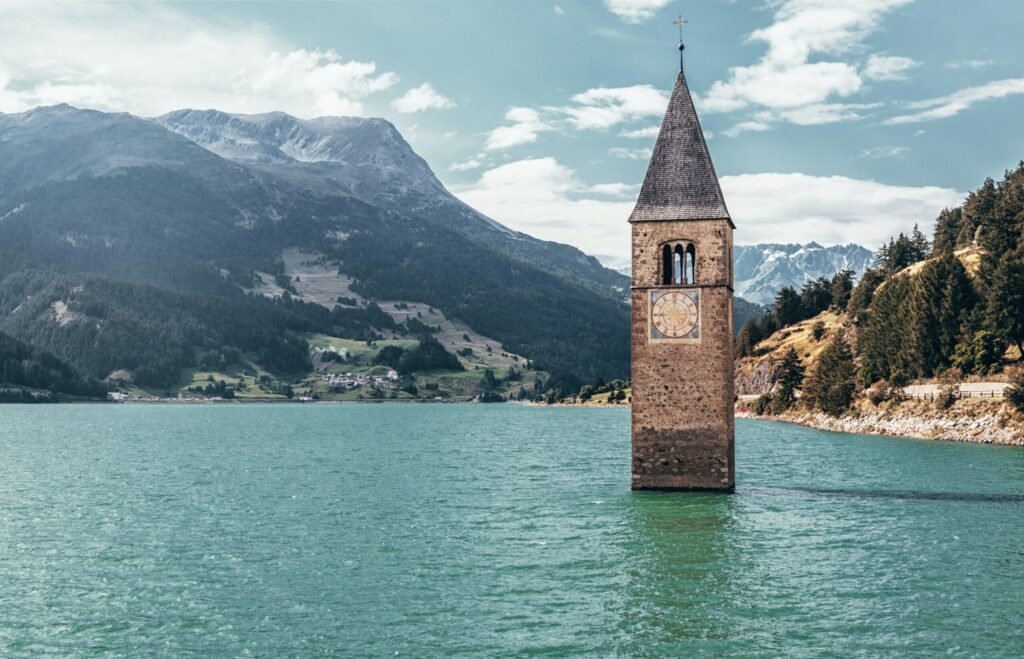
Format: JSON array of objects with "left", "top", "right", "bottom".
[{"left": 737, "top": 398, "right": 1024, "bottom": 446}]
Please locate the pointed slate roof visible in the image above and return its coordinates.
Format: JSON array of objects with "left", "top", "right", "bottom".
[{"left": 629, "top": 69, "right": 731, "bottom": 224}]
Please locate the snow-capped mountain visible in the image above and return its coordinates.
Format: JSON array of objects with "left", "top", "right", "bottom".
[{"left": 734, "top": 242, "right": 874, "bottom": 305}]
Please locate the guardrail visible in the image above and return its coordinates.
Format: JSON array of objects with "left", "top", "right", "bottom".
[{"left": 903, "top": 389, "right": 1005, "bottom": 400}]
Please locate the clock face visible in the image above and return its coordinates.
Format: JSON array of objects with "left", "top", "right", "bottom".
[{"left": 651, "top": 290, "right": 699, "bottom": 339}]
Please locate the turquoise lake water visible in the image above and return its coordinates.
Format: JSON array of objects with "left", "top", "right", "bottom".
[{"left": 0, "top": 404, "right": 1022, "bottom": 657}]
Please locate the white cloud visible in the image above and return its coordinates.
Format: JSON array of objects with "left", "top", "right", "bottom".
[
  {"left": 603, "top": 0, "right": 671, "bottom": 24},
  {"left": 700, "top": 0, "right": 910, "bottom": 131},
  {"left": 0, "top": 2, "right": 397, "bottom": 117},
  {"left": 391, "top": 83, "right": 455, "bottom": 113},
  {"left": 609, "top": 147, "right": 652, "bottom": 160},
  {"left": 454, "top": 163, "right": 964, "bottom": 269},
  {"left": 858, "top": 146, "right": 909, "bottom": 159},
  {"left": 561, "top": 85, "right": 669, "bottom": 130},
  {"left": 449, "top": 158, "right": 483, "bottom": 172},
  {"left": 863, "top": 54, "right": 918, "bottom": 81},
  {"left": 885, "top": 77, "right": 1024, "bottom": 124},
  {"left": 619, "top": 125, "right": 660, "bottom": 139},
  {"left": 946, "top": 59, "right": 994, "bottom": 70},
  {"left": 723, "top": 119, "right": 773, "bottom": 138},
  {"left": 554, "top": 4, "right": 565, "bottom": 15},
  {"left": 452, "top": 158, "right": 634, "bottom": 269},
  {"left": 481, "top": 85, "right": 668, "bottom": 151},
  {"left": 589, "top": 183, "right": 640, "bottom": 196},
  {"left": 722, "top": 173, "right": 963, "bottom": 248},
  {"left": 485, "top": 107, "right": 552, "bottom": 150}
]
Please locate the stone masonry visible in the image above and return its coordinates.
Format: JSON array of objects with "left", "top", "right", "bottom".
[{"left": 629, "top": 67, "right": 735, "bottom": 491}]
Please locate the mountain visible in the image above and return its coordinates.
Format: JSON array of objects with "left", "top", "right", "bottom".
[
  {"left": 0, "top": 104, "right": 630, "bottom": 390},
  {"left": 155, "top": 109, "right": 625, "bottom": 293},
  {"left": 734, "top": 242, "right": 873, "bottom": 305}
]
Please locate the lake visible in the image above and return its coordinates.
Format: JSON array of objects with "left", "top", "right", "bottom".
[{"left": 1, "top": 404, "right": 1022, "bottom": 656}]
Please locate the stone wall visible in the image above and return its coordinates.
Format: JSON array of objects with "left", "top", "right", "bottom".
[{"left": 631, "top": 218, "right": 735, "bottom": 490}]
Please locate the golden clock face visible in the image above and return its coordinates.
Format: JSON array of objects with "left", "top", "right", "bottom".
[{"left": 651, "top": 291, "right": 699, "bottom": 338}]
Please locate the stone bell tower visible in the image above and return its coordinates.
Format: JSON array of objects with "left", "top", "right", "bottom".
[{"left": 629, "top": 47, "right": 735, "bottom": 491}]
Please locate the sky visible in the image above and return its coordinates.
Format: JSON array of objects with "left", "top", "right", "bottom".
[{"left": 1, "top": 0, "right": 1022, "bottom": 270}]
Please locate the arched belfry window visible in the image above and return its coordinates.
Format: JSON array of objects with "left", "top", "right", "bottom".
[{"left": 661, "top": 241, "right": 697, "bottom": 285}]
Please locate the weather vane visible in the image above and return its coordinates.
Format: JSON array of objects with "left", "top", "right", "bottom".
[{"left": 673, "top": 15, "right": 688, "bottom": 71}]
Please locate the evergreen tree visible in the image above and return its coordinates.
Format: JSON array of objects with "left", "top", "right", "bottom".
[
  {"left": 846, "top": 268, "right": 885, "bottom": 325},
  {"left": 1006, "top": 368, "right": 1024, "bottom": 413},
  {"left": 799, "top": 277, "right": 833, "bottom": 318},
  {"left": 906, "top": 254, "right": 976, "bottom": 377},
  {"left": 856, "top": 275, "right": 912, "bottom": 386},
  {"left": 772, "top": 347, "right": 805, "bottom": 411},
  {"left": 958, "top": 177, "right": 998, "bottom": 248},
  {"left": 773, "top": 286, "right": 803, "bottom": 326},
  {"left": 987, "top": 245, "right": 1024, "bottom": 358},
  {"left": 809, "top": 335, "right": 857, "bottom": 416},
  {"left": 910, "top": 224, "right": 931, "bottom": 260},
  {"left": 829, "top": 269, "right": 854, "bottom": 311},
  {"left": 951, "top": 330, "right": 1007, "bottom": 376},
  {"left": 932, "top": 207, "right": 963, "bottom": 255}
]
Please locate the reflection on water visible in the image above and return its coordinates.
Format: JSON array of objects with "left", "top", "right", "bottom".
[{"left": 614, "top": 493, "right": 737, "bottom": 651}]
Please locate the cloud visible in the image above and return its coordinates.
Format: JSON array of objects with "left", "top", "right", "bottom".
[
  {"left": 885, "top": 78, "right": 1024, "bottom": 124},
  {"left": 603, "top": 0, "right": 671, "bottom": 24},
  {"left": 609, "top": 147, "right": 652, "bottom": 160},
  {"left": 858, "top": 146, "right": 909, "bottom": 159},
  {"left": 863, "top": 54, "right": 918, "bottom": 81},
  {"left": 619, "top": 125, "right": 660, "bottom": 138},
  {"left": 454, "top": 163, "right": 963, "bottom": 268},
  {"left": 451, "top": 158, "right": 635, "bottom": 269},
  {"left": 485, "top": 107, "right": 552, "bottom": 150},
  {"left": 449, "top": 157, "right": 484, "bottom": 172},
  {"left": 946, "top": 59, "right": 994, "bottom": 70},
  {"left": 0, "top": 2, "right": 397, "bottom": 118},
  {"left": 554, "top": 4, "right": 565, "bottom": 15},
  {"left": 721, "top": 173, "right": 963, "bottom": 248},
  {"left": 699, "top": 0, "right": 910, "bottom": 131},
  {"left": 391, "top": 83, "right": 455, "bottom": 113},
  {"left": 483, "top": 85, "right": 667, "bottom": 151},
  {"left": 561, "top": 85, "right": 669, "bottom": 130},
  {"left": 589, "top": 183, "right": 640, "bottom": 196},
  {"left": 723, "top": 119, "right": 773, "bottom": 138}
]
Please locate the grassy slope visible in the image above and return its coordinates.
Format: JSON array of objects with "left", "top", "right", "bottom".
[
  {"left": 735, "top": 246, "right": 1006, "bottom": 395},
  {"left": 120, "top": 332, "right": 543, "bottom": 401}
]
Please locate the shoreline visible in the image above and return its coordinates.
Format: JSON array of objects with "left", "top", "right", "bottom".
[{"left": 736, "top": 398, "right": 1024, "bottom": 446}]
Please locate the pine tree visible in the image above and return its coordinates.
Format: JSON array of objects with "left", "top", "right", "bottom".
[
  {"left": 987, "top": 245, "right": 1024, "bottom": 359},
  {"left": 958, "top": 178, "right": 998, "bottom": 248},
  {"left": 932, "top": 207, "right": 963, "bottom": 255},
  {"left": 1006, "top": 368, "right": 1024, "bottom": 413},
  {"left": 907, "top": 257, "right": 947, "bottom": 377},
  {"left": 810, "top": 335, "right": 857, "bottom": 416},
  {"left": 910, "top": 223, "right": 931, "bottom": 260},
  {"left": 846, "top": 268, "right": 885, "bottom": 325},
  {"left": 773, "top": 287, "right": 803, "bottom": 326},
  {"left": 830, "top": 269, "right": 854, "bottom": 311},
  {"left": 857, "top": 275, "right": 911, "bottom": 385},
  {"left": 772, "top": 347, "right": 805, "bottom": 411}
]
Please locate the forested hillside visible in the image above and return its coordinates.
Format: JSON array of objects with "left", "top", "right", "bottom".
[
  {"left": 0, "top": 330, "right": 106, "bottom": 401},
  {"left": 737, "top": 162, "right": 1024, "bottom": 416}
]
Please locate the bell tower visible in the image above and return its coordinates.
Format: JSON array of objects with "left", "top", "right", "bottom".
[{"left": 629, "top": 38, "right": 735, "bottom": 491}]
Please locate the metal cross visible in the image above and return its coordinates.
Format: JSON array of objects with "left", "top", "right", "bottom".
[{"left": 673, "top": 15, "right": 687, "bottom": 42}]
